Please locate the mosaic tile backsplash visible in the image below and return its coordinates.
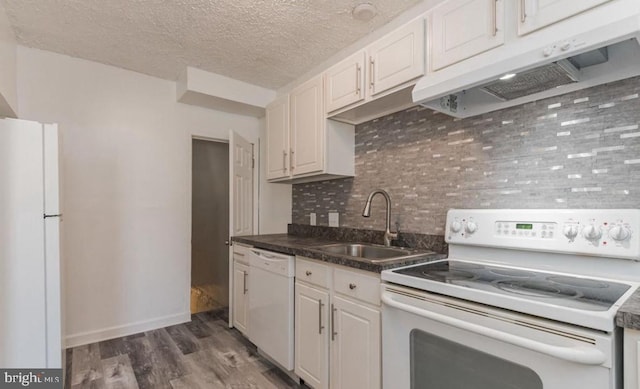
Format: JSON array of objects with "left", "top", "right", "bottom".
[{"left": 292, "top": 76, "right": 640, "bottom": 235}]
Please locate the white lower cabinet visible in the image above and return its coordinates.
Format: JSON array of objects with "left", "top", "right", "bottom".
[
  {"left": 624, "top": 328, "right": 640, "bottom": 389},
  {"left": 232, "top": 259, "right": 249, "bottom": 335},
  {"left": 295, "top": 257, "right": 381, "bottom": 389},
  {"left": 295, "top": 283, "right": 330, "bottom": 389},
  {"left": 330, "top": 295, "right": 381, "bottom": 389}
]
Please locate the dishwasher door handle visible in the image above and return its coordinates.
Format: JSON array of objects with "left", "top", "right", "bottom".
[{"left": 251, "top": 250, "right": 279, "bottom": 260}]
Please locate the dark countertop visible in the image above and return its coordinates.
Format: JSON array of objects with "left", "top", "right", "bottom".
[
  {"left": 234, "top": 232, "right": 640, "bottom": 327},
  {"left": 616, "top": 288, "right": 640, "bottom": 330},
  {"left": 232, "top": 234, "right": 447, "bottom": 273}
]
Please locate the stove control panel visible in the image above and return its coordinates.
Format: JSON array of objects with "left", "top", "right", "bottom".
[
  {"left": 495, "top": 221, "right": 557, "bottom": 239},
  {"left": 446, "top": 209, "right": 640, "bottom": 260}
]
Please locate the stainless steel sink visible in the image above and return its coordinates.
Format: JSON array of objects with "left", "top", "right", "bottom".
[{"left": 312, "top": 243, "right": 422, "bottom": 262}]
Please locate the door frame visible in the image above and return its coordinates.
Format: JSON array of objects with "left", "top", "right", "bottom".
[{"left": 186, "top": 134, "right": 258, "bottom": 324}]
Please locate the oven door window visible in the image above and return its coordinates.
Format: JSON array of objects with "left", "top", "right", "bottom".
[{"left": 411, "top": 329, "right": 543, "bottom": 389}]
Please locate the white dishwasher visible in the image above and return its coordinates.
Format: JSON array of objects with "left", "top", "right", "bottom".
[{"left": 248, "top": 248, "right": 295, "bottom": 370}]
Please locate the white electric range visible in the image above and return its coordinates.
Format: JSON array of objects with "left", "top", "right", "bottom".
[{"left": 381, "top": 209, "right": 640, "bottom": 389}]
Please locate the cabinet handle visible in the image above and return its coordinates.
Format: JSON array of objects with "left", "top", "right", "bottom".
[
  {"left": 369, "top": 57, "right": 375, "bottom": 90},
  {"left": 492, "top": 0, "right": 498, "bottom": 36},
  {"left": 349, "top": 283, "right": 357, "bottom": 290},
  {"left": 282, "top": 150, "right": 287, "bottom": 172},
  {"left": 306, "top": 270, "right": 312, "bottom": 276},
  {"left": 331, "top": 304, "right": 337, "bottom": 341},
  {"left": 290, "top": 148, "right": 295, "bottom": 171},
  {"left": 520, "top": 0, "right": 526, "bottom": 23},
  {"left": 318, "top": 299, "right": 324, "bottom": 334},
  {"left": 356, "top": 64, "right": 361, "bottom": 95},
  {"left": 243, "top": 271, "right": 248, "bottom": 294}
]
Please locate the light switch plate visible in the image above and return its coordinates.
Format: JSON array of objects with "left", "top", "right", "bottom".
[
  {"left": 310, "top": 213, "right": 316, "bottom": 226},
  {"left": 328, "top": 212, "right": 339, "bottom": 227}
]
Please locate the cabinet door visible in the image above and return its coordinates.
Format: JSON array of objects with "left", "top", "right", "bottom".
[
  {"left": 518, "top": 0, "right": 612, "bottom": 36},
  {"left": 330, "top": 296, "right": 381, "bottom": 389},
  {"left": 265, "top": 95, "right": 290, "bottom": 180},
  {"left": 624, "top": 329, "right": 640, "bottom": 389},
  {"left": 431, "top": 0, "right": 504, "bottom": 70},
  {"left": 325, "top": 51, "right": 366, "bottom": 113},
  {"left": 232, "top": 261, "right": 249, "bottom": 334},
  {"left": 295, "top": 282, "right": 329, "bottom": 389},
  {"left": 290, "top": 75, "right": 324, "bottom": 176},
  {"left": 368, "top": 17, "right": 425, "bottom": 97}
]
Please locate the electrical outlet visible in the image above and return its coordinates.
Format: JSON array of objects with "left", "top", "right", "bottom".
[
  {"left": 310, "top": 213, "right": 316, "bottom": 226},
  {"left": 328, "top": 212, "right": 339, "bottom": 227}
]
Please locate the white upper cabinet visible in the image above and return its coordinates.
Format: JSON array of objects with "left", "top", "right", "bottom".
[
  {"left": 518, "top": 0, "right": 613, "bottom": 35},
  {"left": 265, "top": 95, "right": 290, "bottom": 181},
  {"left": 368, "top": 17, "right": 425, "bottom": 97},
  {"left": 431, "top": 0, "right": 504, "bottom": 70},
  {"left": 324, "top": 17, "right": 425, "bottom": 117},
  {"left": 266, "top": 75, "right": 355, "bottom": 184},
  {"left": 290, "top": 76, "right": 325, "bottom": 176},
  {"left": 325, "top": 51, "right": 366, "bottom": 113}
]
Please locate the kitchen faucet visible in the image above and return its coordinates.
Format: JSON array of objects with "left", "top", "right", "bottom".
[{"left": 362, "top": 189, "right": 398, "bottom": 247}]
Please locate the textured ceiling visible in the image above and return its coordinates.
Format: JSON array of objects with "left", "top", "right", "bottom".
[{"left": 1, "top": 0, "right": 423, "bottom": 89}]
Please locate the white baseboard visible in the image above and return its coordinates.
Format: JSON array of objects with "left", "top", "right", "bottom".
[{"left": 64, "top": 312, "right": 190, "bottom": 348}]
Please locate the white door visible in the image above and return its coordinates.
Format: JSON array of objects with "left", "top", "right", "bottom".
[
  {"left": 229, "top": 131, "right": 254, "bottom": 237},
  {"left": 330, "top": 296, "right": 381, "bottom": 389},
  {"left": 325, "top": 51, "right": 366, "bottom": 113},
  {"left": 228, "top": 130, "right": 254, "bottom": 327},
  {"left": 518, "top": 0, "right": 612, "bottom": 35},
  {"left": 431, "top": 0, "right": 504, "bottom": 70},
  {"left": 0, "top": 118, "right": 47, "bottom": 368},
  {"left": 368, "top": 17, "right": 425, "bottom": 96},
  {"left": 295, "top": 282, "right": 330, "bottom": 389},
  {"left": 265, "top": 95, "right": 290, "bottom": 181}
]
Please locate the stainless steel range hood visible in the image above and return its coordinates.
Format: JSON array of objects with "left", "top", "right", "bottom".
[{"left": 413, "top": 12, "right": 640, "bottom": 118}]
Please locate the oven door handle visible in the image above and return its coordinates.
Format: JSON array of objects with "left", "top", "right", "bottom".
[{"left": 381, "top": 293, "right": 607, "bottom": 366}]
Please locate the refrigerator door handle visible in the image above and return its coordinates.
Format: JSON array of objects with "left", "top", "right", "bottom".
[{"left": 44, "top": 214, "right": 62, "bottom": 219}]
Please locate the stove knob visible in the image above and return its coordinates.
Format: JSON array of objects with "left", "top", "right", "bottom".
[
  {"left": 609, "top": 225, "right": 631, "bottom": 241},
  {"left": 450, "top": 221, "right": 462, "bottom": 233},
  {"left": 563, "top": 224, "right": 579, "bottom": 240},
  {"left": 465, "top": 221, "right": 478, "bottom": 234},
  {"left": 582, "top": 224, "right": 602, "bottom": 241}
]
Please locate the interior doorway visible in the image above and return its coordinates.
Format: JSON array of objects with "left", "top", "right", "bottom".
[{"left": 191, "top": 139, "right": 229, "bottom": 314}]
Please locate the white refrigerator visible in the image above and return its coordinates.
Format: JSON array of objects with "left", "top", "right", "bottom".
[{"left": 0, "top": 118, "right": 62, "bottom": 368}]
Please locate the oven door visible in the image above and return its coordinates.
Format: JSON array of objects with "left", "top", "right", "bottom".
[{"left": 381, "top": 283, "right": 619, "bottom": 389}]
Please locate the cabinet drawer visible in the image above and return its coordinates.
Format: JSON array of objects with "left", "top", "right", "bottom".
[
  {"left": 233, "top": 244, "right": 252, "bottom": 265},
  {"left": 296, "top": 257, "right": 331, "bottom": 289},
  {"left": 333, "top": 268, "right": 380, "bottom": 306}
]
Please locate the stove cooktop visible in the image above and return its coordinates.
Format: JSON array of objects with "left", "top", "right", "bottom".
[
  {"left": 392, "top": 260, "right": 631, "bottom": 312},
  {"left": 383, "top": 259, "right": 637, "bottom": 331}
]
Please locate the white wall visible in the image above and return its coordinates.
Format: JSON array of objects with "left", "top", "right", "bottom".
[
  {"left": 0, "top": 3, "right": 17, "bottom": 117},
  {"left": 16, "top": 46, "right": 262, "bottom": 347}
]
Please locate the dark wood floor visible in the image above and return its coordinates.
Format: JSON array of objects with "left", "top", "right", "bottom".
[{"left": 65, "top": 309, "right": 305, "bottom": 389}]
